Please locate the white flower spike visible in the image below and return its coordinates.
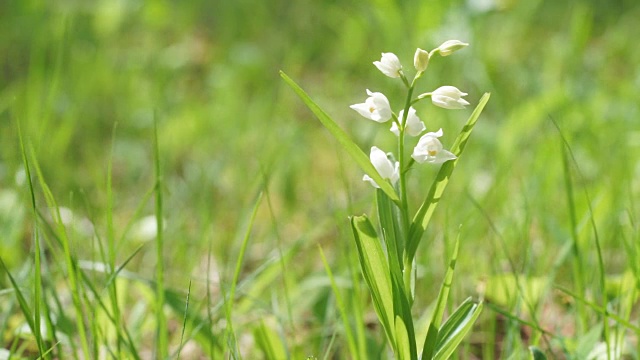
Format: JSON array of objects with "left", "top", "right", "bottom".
[
  {"left": 430, "top": 86, "right": 470, "bottom": 109},
  {"left": 412, "top": 129, "right": 457, "bottom": 164},
  {"left": 390, "top": 107, "right": 425, "bottom": 137},
  {"left": 363, "top": 146, "right": 399, "bottom": 188},
  {"left": 373, "top": 52, "right": 402, "bottom": 78},
  {"left": 435, "top": 40, "right": 469, "bottom": 56},
  {"left": 350, "top": 89, "right": 392, "bottom": 122}
]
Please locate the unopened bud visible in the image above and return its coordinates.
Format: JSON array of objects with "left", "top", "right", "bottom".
[
  {"left": 413, "top": 48, "right": 430, "bottom": 72},
  {"left": 435, "top": 40, "right": 469, "bottom": 56}
]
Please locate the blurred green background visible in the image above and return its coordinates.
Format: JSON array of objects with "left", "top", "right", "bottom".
[{"left": 1, "top": 0, "right": 640, "bottom": 357}]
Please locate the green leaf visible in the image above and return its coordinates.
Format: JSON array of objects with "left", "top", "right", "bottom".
[
  {"left": 421, "top": 232, "right": 460, "bottom": 358},
  {"left": 253, "top": 318, "right": 289, "bottom": 360},
  {"left": 395, "top": 316, "right": 411, "bottom": 360},
  {"left": 280, "top": 71, "right": 400, "bottom": 204},
  {"left": 351, "top": 215, "right": 396, "bottom": 349},
  {"left": 376, "top": 189, "right": 405, "bottom": 279},
  {"left": 391, "top": 274, "right": 418, "bottom": 360},
  {"left": 433, "top": 298, "right": 483, "bottom": 360},
  {"left": 529, "top": 346, "right": 547, "bottom": 360},
  {"left": 406, "top": 93, "right": 490, "bottom": 261}
]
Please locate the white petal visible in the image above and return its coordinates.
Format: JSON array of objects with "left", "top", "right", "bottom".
[
  {"left": 432, "top": 150, "right": 457, "bottom": 164},
  {"left": 404, "top": 107, "right": 426, "bottom": 136},
  {"left": 420, "top": 128, "right": 443, "bottom": 140},
  {"left": 411, "top": 151, "right": 428, "bottom": 163},
  {"left": 390, "top": 161, "right": 400, "bottom": 183},
  {"left": 390, "top": 122, "right": 400, "bottom": 136},
  {"left": 350, "top": 102, "right": 375, "bottom": 120},
  {"left": 362, "top": 174, "right": 380, "bottom": 188},
  {"left": 370, "top": 146, "right": 396, "bottom": 180}
]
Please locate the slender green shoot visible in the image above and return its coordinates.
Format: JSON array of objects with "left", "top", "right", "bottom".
[
  {"left": 177, "top": 280, "right": 193, "bottom": 360},
  {"left": 106, "top": 122, "right": 122, "bottom": 357},
  {"left": 318, "top": 245, "right": 362, "bottom": 359},
  {"left": 224, "top": 191, "right": 264, "bottom": 357},
  {"left": 154, "top": 114, "right": 168, "bottom": 359},
  {"left": 17, "top": 120, "right": 46, "bottom": 358},
  {"left": 550, "top": 116, "right": 610, "bottom": 357}
]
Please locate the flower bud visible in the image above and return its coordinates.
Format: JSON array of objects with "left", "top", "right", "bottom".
[
  {"left": 413, "top": 48, "right": 430, "bottom": 72},
  {"left": 435, "top": 40, "right": 469, "bottom": 56}
]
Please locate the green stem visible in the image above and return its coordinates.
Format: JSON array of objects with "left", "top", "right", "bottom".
[{"left": 399, "top": 80, "right": 416, "bottom": 301}]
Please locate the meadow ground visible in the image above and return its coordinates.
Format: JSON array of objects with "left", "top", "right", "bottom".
[{"left": 1, "top": 1, "right": 639, "bottom": 358}]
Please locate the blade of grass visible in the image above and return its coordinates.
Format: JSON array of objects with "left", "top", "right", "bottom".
[
  {"left": 550, "top": 116, "right": 610, "bottom": 356},
  {"left": 280, "top": 71, "right": 400, "bottom": 204},
  {"left": 407, "top": 93, "right": 490, "bottom": 261},
  {"left": 176, "top": 280, "right": 192, "bottom": 360},
  {"left": 0, "top": 257, "right": 36, "bottom": 346},
  {"left": 253, "top": 318, "right": 289, "bottom": 360},
  {"left": 224, "top": 191, "right": 264, "bottom": 358},
  {"left": 106, "top": 122, "right": 122, "bottom": 358},
  {"left": 555, "top": 286, "right": 640, "bottom": 334},
  {"left": 559, "top": 126, "right": 587, "bottom": 333},
  {"left": 78, "top": 271, "right": 142, "bottom": 360},
  {"left": 153, "top": 114, "right": 168, "bottom": 359},
  {"left": 16, "top": 120, "right": 46, "bottom": 358},
  {"left": 318, "top": 245, "right": 360, "bottom": 359},
  {"left": 28, "top": 148, "right": 91, "bottom": 359}
]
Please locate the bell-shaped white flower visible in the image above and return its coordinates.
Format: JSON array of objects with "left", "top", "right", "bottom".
[
  {"left": 390, "top": 107, "right": 426, "bottom": 137},
  {"left": 412, "top": 129, "right": 457, "bottom": 164},
  {"left": 430, "top": 86, "right": 470, "bottom": 109},
  {"left": 435, "top": 40, "right": 469, "bottom": 56},
  {"left": 350, "top": 89, "right": 392, "bottom": 123},
  {"left": 413, "top": 48, "right": 430, "bottom": 72},
  {"left": 363, "top": 146, "right": 399, "bottom": 188},
  {"left": 373, "top": 52, "right": 402, "bottom": 78}
]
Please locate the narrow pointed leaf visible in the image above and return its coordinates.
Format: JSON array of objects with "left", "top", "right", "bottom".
[
  {"left": 395, "top": 316, "right": 412, "bottom": 360},
  {"left": 432, "top": 232, "right": 460, "bottom": 327},
  {"left": 376, "top": 189, "right": 404, "bottom": 278},
  {"left": 407, "top": 93, "right": 490, "bottom": 260},
  {"left": 351, "top": 215, "right": 396, "bottom": 349},
  {"left": 433, "top": 298, "right": 483, "bottom": 360},
  {"left": 280, "top": 71, "right": 400, "bottom": 204},
  {"left": 421, "top": 232, "right": 460, "bottom": 358},
  {"left": 391, "top": 273, "right": 418, "bottom": 360},
  {"left": 529, "top": 346, "right": 547, "bottom": 360}
]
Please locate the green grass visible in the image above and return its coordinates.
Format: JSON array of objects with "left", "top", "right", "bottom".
[{"left": 1, "top": 0, "right": 640, "bottom": 358}]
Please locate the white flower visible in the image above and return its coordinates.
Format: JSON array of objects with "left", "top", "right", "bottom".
[
  {"left": 430, "top": 86, "right": 470, "bottom": 109},
  {"left": 413, "top": 48, "right": 430, "bottom": 72},
  {"left": 435, "top": 40, "right": 469, "bottom": 56},
  {"left": 373, "top": 52, "right": 402, "bottom": 78},
  {"left": 131, "top": 215, "right": 167, "bottom": 242},
  {"left": 363, "top": 146, "right": 399, "bottom": 188},
  {"left": 412, "top": 129, "right": 457, "bottom": 164},
  {"left": 390, "top": 107, "right": 425, "bottom": 137},
  {"left": 350, "top": 89, "right": 392, "bottom": 123}
]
